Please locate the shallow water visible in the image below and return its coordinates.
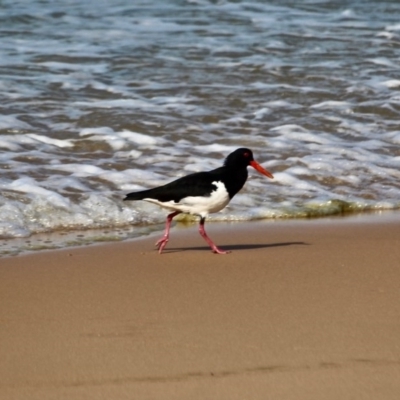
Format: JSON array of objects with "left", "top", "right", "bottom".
[{"left": 1, "top": 0, "right": 400, "bottom": 255}]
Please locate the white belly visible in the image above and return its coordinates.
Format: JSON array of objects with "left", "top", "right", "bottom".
[{"left": 144, "top": 181, "right": 230, "bottom": 218}]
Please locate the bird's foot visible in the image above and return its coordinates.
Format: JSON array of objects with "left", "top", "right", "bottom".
[
  {"left": 211, "top": 246, "right": 230, "bottom": 255},
  {"left": 155, "top": 236, "right": 168, "bottom": 254}
]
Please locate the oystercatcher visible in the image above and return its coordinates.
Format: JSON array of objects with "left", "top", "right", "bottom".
[{"left": 124, "top": 148, "right": 273, "bottom": 254}]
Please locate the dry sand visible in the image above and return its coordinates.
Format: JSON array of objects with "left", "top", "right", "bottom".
[{"left": 1, "top": 212, "right": 400, "bottom": 400}]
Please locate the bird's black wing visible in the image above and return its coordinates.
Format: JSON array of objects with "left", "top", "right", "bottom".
[{"left": 124, "top": 169, "right": 224, "bottom": 203}]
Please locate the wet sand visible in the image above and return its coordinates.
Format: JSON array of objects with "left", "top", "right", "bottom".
[{"left": 1, "top": 213, "right": 400, "bottom": 399}]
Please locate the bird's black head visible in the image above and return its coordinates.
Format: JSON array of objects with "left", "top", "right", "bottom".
[
  {"left": 224, "top": 148, "right": 254, "bottom": 168},
  {"left": 224, "top": 148, "right": 274, "bottom": 178}
]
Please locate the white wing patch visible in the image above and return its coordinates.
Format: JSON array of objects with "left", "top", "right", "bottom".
[{"left": 143, "top": 181, "right": 230, "bottom": 217}]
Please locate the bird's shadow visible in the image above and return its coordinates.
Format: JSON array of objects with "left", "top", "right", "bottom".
[{"left": 163, "top": 241, "right": 309, "bottom": 254}]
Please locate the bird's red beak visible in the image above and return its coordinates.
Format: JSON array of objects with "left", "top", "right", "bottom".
[{"left": 250, "top": 160, "right": 274, "bottom": 179}]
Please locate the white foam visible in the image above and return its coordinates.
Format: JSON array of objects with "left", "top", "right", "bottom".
[
  {"left": 311, "top": 100, "right": 352, "bottom": 109},
  {"left": 340, "top": 9, "right": 355, "bottom": 18},
  {"left": 27, "top": 133, "right": 74, "bottom": 148},
  {"left": 79, "top": 128, "right": 163, "bottom": 150},
  {"left": 118, "top": 130, "right": 159, "bottom": 145},
  {"left": 0, "top": 138, "right": 21, "bottom": 151},
  {"left": 8, "top": 178, "right": 72, "bottom": 209},
  {"left": 270, "top": 124, "right": 309, "bottom": 134},
  {"left": 376, "top": 31, "right": 395, "bottom": 39},
  {"left": 196, "top": 144, "right": 238, "bottom": 153},
  {"left": 382, "top": 131, "right": 400, "bottom": 144},
  {"left": 385, "top": 23, "right": 400, "bottom": 31},
  {"left": 253, "top": 107, "right": 271, "bottom": 119},
  {"left": 79, "top": 127, "right": 115, "bottom": 136},
  {"left": 381, "top": 79, "right": 400, "bottom": 88},
  {"left": 367, "top": 58, "right": 397, "bottom": 68}
]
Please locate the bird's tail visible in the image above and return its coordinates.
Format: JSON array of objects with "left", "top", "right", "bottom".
[{"left": 123, "top": 190, "right": 151, "bottom": 201}]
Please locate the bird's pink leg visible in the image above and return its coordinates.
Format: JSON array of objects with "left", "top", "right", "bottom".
[
  {"left": 155, "top": 211, "right": 181, "bottom": 254},
  {"left": 199, "top": 217, "right": 230, "bottom": 254}
]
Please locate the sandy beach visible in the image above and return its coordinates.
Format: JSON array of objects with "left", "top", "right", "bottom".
[{"left": 1, "top": 212, "right": 400, "bottom": 400}]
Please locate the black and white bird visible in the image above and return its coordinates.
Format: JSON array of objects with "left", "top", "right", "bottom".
[{"left": 124, "top": 148, "right": 273, "bottom": 254}]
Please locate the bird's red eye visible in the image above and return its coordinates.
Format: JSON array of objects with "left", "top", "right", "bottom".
[{"left": 244, "top": 152, "right": 250, "bottom": 157}]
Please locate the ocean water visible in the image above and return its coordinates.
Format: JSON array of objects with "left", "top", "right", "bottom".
[{"left": 1, "top": 0, "right": 400, "bottom": 255}]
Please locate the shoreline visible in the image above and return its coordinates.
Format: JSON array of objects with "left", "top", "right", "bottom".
[
  {"left": 2, "top": 209, "right": 400, "bottom": 259},
  {"left": 1, "top": 211, "right": 400, "bottom": 399}
]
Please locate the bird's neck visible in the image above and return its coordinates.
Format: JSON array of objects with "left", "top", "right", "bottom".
[{"left": 221, "top": 167, "right": 248, "bottom": 199}]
